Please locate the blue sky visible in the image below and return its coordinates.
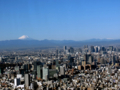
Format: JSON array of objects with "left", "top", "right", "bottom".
[{"left": 0, "top": 0, "right": 120, "bottom": 41}]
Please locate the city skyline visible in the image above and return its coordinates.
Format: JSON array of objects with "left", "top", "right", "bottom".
[
  {"left": 1, "top": 1, "right": 120, "bottom": 89},
  {"left": 0, "top": 0, "right": 120, "bottom": 41}
]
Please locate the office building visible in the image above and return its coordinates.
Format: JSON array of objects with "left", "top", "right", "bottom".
[
  {"left": 78, "top": 48, "right": 82, "bottom": 53},
  {"left": 14, "top": 78, "right": 20, "bottom": 87},
  {"left": 56, "top": 49, "right": 58, "bottom": 58},
  {"left": 100, "top": 58, "right": 106, "bottom": 64},
  {"left": 49, "top": 69, "right": 57, "bottom": 78},
  {"left": 101, "top": 46, "right": 106, "bottom": 51},
  {"left": 90, "top": 46, "right": 95, "bottom": 52},
  {"left": 60, "top": 66, "right": 65, "bottom": 76},
  {"left": 82, "top": 60, "right": 86, "bottom": 66},
  {"left": 25, "top": 74, "right": 30, "bottom": 89},
  {"left": 94, "top": 46, "right": 98, "bottom": 52},
  {"left": 69, "top": 47, "right": 74, "bottom": 53},
  {"left": 84, "top": 45, "right": 88, "bottom": 49},
  {"left": 15, "top": 66, "right": 19, "bottom": 72},
  {"left": 63, "top": 46, "right": 67, "bottom": 51},
  {"left": 42, "top": 66, "right": 49, "bottom": 80},
  {"left": 88, "top": 55, "right": 93, "bottom": 64},
  {"left": 84, "top": 54, "right": 88, "bottom": 61},
  {"left": 20, "top": 69, "right": 24, "bottom": 76},
  {"left": 37, "top": 65, "right": 43, "bottom": 79},
  {"left": 15, "top": 56, "right": 18, "bottom": 61},
  {"left": 109, "top": 46, "right": 113, "bottom": 51},
  {"left": 112, "top": 55, "right": 116, "bottom": 65},
  {"left": 24, "top": 64, "right": 29, "bottom": 73},
  {"left": 34, "top": 61, "right": 43, "bottom": 71}
]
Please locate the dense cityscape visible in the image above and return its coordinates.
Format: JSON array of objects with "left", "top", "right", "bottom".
[
  {"left": 0, "top": 0, "right": 120, "bottom": 90},
  {"left": 0, "top": 45, "right": 120, "bottom": 90}
]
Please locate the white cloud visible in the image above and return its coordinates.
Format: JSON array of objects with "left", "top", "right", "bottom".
[{"left": 18, "top": 35, "right": 29, "bottom": 39}]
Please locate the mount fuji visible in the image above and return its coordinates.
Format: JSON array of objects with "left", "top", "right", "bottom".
[{"left": 0, "top": 36, "right": 120, "bottom": 49}]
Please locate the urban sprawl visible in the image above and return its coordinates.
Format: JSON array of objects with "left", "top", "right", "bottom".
[{"left": 0, "top": 45, "right": 120, "bottom": 90}]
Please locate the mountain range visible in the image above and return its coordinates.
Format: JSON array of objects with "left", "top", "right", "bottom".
[{"left": 0, "top": 37, "right": 120, "bottom": 49}]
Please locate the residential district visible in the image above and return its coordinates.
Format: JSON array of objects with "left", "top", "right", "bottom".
[{"left": 0, "top": 45, "right": 120, "bottom": 90}]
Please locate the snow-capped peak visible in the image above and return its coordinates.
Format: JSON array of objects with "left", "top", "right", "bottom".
[{"left": 18, "top": 35, "right": 29, "bottom": 40}]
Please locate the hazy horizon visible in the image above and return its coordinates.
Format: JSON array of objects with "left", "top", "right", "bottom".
[{"left": 0, "top": 35, "right": 118, "bottom": 41}]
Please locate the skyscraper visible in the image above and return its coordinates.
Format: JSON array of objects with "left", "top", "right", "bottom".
[
  {"left": 56, "top": 49, "right": 58, "bottom": 58},
  {"left": 112, "top": 55, "right": 116, "bottom": 65},
  {"left": 88, "top": 55, "right": 93, "bottom": 64},
  {"left": 101, "top": 46, "right": 106, "bottom": 51},
  {"left": 100, "top": 58, "right": 106, "bottom": 64},
  {"left": 25, "top": 74, "right": 30, "bottom": 89},
  {"left": 78, "top": 48, "right": 82, "bottom": 53},
  {"left": 14, "top": 78, "right": 20, "bottom": 87},
  {"left": 94, "top": 46, "right": 98, "bottom": 52},
  {"left": 37, "top": 65, "right": 43, "bottom": 79},
  {"left": 63, "top": 46, "right": 67, "bottom": 51},
  {"left": 34, "top": 61, "right": 43, "bottom": 71},
  {"left": 84, "top": 54, "right": 87, "bottom": 61},
  {"left": 69, "top": 47, "right": 74, "bottom": 53},
  {"left": 42, "top": 67, "right": 49, "bottom": 80},
  {"left": 84, "top": 45, "right": 88, "bottom": 49},
  {"left": 90, "top": 46, "right": 95, "bottom": 52},
  {"left": 60, "top": 66, "right": 65, "bottom": 76},
  {"left": 109, "top": 46, "right": 113, "bottom": 51}
]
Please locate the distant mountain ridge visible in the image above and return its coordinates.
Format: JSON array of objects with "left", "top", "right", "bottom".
[{"left": 0, "top": 38, "right": 120, "bottom": 49}]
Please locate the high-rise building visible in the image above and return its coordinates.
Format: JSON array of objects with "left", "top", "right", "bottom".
[
  {"left": 49, "top": 69, "right": 57, "bottom": 79},
  {"left": 15, "top": 66, "right": 19, "bottom": 72},
  {"left": 82, "top": 60, "right": 86, "bottom": 66},
  {"left": 101, "top": 46, "right": 106, "bottom": 51},
  {"left": 84, "top": 45, "right": 88, "bottom": 49},
  {"left": 56, "top": 49, "right": 59, "bottom": 58},
  {"left": 114, "top": 48, "right": 116, "bottom": 51},
  {"left": 117, "top": 48, "right": 120, "bottom": 52},
  {"left": 37, "top": 65, "right": 43, "bottom": 79},
  {"left": 14, "top": 78, "right": 20, "bottom": 87},
  {"left": 84, "top": 54, "right": 87, "bottom": 61},
  {"left": 112, "top": 55, "right": 116, "bottom": 65},
  {"left": 69, "top": 47, "right": 74, "bottom": 53},
  {"left": 32, "top": 70, "right": 37, "bottom": 79},
  {"left": 60, "top": 66, "right": 65, "bottom": 76},
  {"left": 100, "top": 58, "right": 106, "bottom": 64},
  {"left": 88, "top": 55, "right": 93, "bottom": 64},
  {"left": 90, "top": 46, "right": 95, "bottom": 52},
  {"left": 63, "top": 46, "right": 67, "bottom": 51},
  {"left": 34, "top": 61, "right": 43, "bottom": 71},
  {"left": 94, "top": 46, "right": 98, "bottom": 52},
  {"left": 70, "top": 57, "right": 74, "bottom": 63},
  {"left": 42, "top": 67, "right": 49, "bottom": 80},
  {"left": 78, "top": 48, "right": 82, "bottom": 53},
  {"left": 15, "top": 56, "right": 18, "bottom": 61},
  {"left": 24, "top": 64, "right": 30, "bottom": 73},
  {"left": 84, "top": 54, "right": 93, "bottom": 64},
  {"left": 69, "top": 57, "right": 74, "bottom": 68},
  {"left": 98, "top": 46, "right": 101, "bottom": 52},
  {"left": 109, "top": 46, "right": 113, "bottom": 51},
  {"left": 97, "top": 55, "right": 100, "bottom": 63},
  {"left": 55, "top": 59, "right": 59, "bottom": 66},
  {"left": 20, "top": 69, "right": 24, "bottom": 77},
  {"left": 25, "top": 74, "right": 30, "bottom": 89}
]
